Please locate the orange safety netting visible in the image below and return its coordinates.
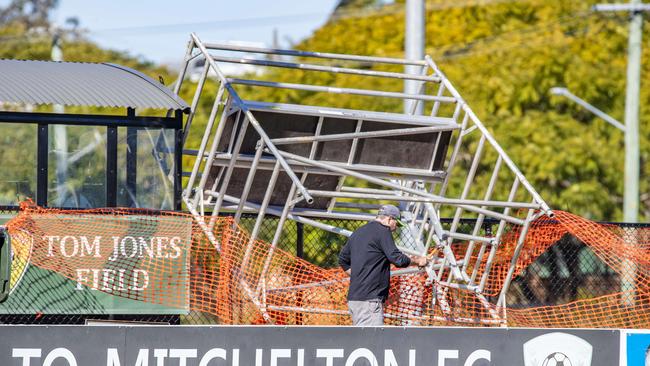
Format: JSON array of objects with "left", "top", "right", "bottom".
[{"left": 5, "top": 202, "right": 650, "bottom": 328}]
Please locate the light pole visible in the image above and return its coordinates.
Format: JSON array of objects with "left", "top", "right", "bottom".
[
  {"left": 405, "top": 0, "right": 425, "bottom": 115},
  {"left": 593, "top": 0, "right": 650, "bottom": 224},
  {"left": 549, "top": 88, "right": 626, "bottom": 132}
]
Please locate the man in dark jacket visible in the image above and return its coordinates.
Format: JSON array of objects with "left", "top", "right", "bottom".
[{"left": 338, "top": 204, "right": 428, "bottom": 326}]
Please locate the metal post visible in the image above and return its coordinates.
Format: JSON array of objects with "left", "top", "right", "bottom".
[
  {"left": 623, "top": 0, "right": 642, "bottom": 308},
  {"left": 234, "top": 140, "right": 265, "bottom": 223},
  {"left": 462, "top": 156, "right": 503, "bottom": 274},
  {"left": 126, "top": 109, "right": 138, "bottom": 207},
  {"left": 106, "top": 126, "right": 118, "bottom": 207},
  {"left": 623, "top": 0, "right": 642, "bottom": 225},
  {"left": 126, "top": 128, "right": 138, "bottom": 206},
  {"left": 296, "top": 221, "right": 304, "bottom": 259},
  {"left": 36, "top": 124, "right": 48, "bottom": 207},
  {"left": 182, "top": 62, "right": 210, "bottom": 146},
  {"left": 497, "top": 208, "right": 536, "bottom": 308},
  {"left": 209, "top": 113, "right": 249, "bottom": 222},
  {"left": 186, "top": 87, "right": 227, "bottom": 204},
  {"left": 174, "top": 110, "right": 184, "bottom": 211},
  {"left": 51, "top": 33, "right": 67, "bottom": 206},
  {"left": 405, "top": 0, "right": 425, "bottom": 114}
]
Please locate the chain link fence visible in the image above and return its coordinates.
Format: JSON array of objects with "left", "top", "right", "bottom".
[{"left": 0, "top": 207, "right": 648, "bottom": 324}]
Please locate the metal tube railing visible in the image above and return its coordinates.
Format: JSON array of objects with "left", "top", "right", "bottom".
[
  {"left": 191, "top": 33, "right": 313, "bottom": 204},
  {"left": 208, "top": 54, "right": 440, "bottom": 81},
  {"left": 270, "top": 125, "right": 457, "bottom": 145},
  {"left": 203, "top": 42, "right": 428, "bottom": 66},
  {"left": 306, "top": 190, "right": 540, "bottom": 209},
  {"left": 228, "top": 78, "right": 457, "bottom": 103}
]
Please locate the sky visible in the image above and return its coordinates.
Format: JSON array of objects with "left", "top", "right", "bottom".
[{"left": 46, "top": 0, "right": 340, "bottom": 66}]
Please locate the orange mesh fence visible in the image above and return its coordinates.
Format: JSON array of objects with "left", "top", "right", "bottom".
[{"left": 6, "top": 202, "right": 650, "bottom": 328}]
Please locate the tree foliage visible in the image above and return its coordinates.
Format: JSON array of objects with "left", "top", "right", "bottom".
[
  {"left": 227, "top": 0, "right": 649, "bottom": 221},
  {"left": 0, "top": 0, "right": 58, "bottom": 28},
  {"left": 1, "top": 0, "right": 648, "bottom": 221},
  {"left": 0, "top": 2, "right": 174, "bottom": 206}
]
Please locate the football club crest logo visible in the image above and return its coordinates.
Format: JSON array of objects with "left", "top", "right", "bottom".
[{"left": 523, "top": 332, "right": 592, "bottom": 366}]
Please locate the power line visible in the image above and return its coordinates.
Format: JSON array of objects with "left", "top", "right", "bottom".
[
  {"left": 434, "top": 11, "right": 599, "bottom": 60},
  {"left": 89, "top": 13, "right": 327, "bottom": 35},
  {"left": 60, "top": 0, "right": 530, "bottom": 37},
  {"left": 0, "top": 0, "right": 613, "bottom": 61}
]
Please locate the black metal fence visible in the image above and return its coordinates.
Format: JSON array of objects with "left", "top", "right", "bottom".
[{"left": 0, "top": 205, "right": 648, "bottom": 325}]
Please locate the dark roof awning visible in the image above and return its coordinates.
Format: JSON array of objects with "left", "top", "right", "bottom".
[{"left": 0, "top": 59, "right": 190, "bottom": 113}]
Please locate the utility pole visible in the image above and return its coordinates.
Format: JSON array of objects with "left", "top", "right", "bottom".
[
  {"left": 51, "top": 32, "right": 67, "bottom": 207},
  {"left": 402, "top": 0, "right": 427, "bottom": 258},
  {"left": 405, "top": 0, "right": 425, "bottom": 115},
  {"left": 594, "top": 0, "right": 650, "bottom": 224},
  {"left": 594, "top": 0, "right": 649, "bottom": 307}
]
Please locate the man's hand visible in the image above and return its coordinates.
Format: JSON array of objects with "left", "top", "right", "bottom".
[{"left": 411, "top": 255, "right": 428, "bottom": 267}]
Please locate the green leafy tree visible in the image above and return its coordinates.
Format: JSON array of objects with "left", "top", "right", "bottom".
[
  {"left": 227, "top": 0, "right": 648, "bottom": 222},
  {"left": 0, "top": 2, "right": 175, "bottom": 206}
]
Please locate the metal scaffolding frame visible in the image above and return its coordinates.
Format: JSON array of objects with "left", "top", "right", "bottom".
[{"left": 175, "top": 33, "right": 553, "bottom": 325}]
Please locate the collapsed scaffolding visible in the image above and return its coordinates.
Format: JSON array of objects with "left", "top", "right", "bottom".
[{"left": 173, "top": 33, "right": 553, "bottom": 325}]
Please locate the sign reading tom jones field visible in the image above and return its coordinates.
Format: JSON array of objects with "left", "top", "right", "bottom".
[
  {"left": 0, "top": 214, "right": 192, "bottom": 314},
  {"left": 0, "top": 327, "right": 620, "bottom": 366},
  {"left": 44, "top": 233, "right": 183, "bottom": 292}
]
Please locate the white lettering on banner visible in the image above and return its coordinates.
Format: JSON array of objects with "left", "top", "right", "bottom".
[
  {"left": 12, "top": 348, "right": 41, "bottom": 366},
  {"left": 45, "top": 236, "right": 103, "bottom": 258},
  {"left": 169, "top": 237, "right": 182, "bottom": 259},
  {"left": 256, "top": 349, "right": 263, "bottom": 366},
  {"left": 438, "top": 350, "right": 459, "bottom": 366},
  {"left": 107, "top": 349, "right": 151, "bottom": 366},
  {"left": 75, "top": 268, "right": 150, "bottom": 292},
  {"left": 60, "top": 236, "right": 79, "bottom": 257},
  {"left": 385, "top": 350, "right": 399, "bottom": 366},
  {"left": 385, "top": 350, "right": 417, "bottom": 366},
  {"left": 14, "top": 346, "right": 493, "bottom": 365},
  {"left": 106, "top": 348, "right": 242, "bottom": 366},
  {"left": 42, "top": 348, "right": 77, "bottom": 366},
  {"left": 316, "top": 349, "right": 344, "bottom": 366},
  {"left": 43, "top": 235, "right": 183, "bottom": 260},
  {"left": 134, "top": 349, "right": 149, "bottom": 366},
  {"left": 198, "top": 348, "right": 226, "bottom": 366},
  {"left": 45, "top": 236, "right": 59, "bottom": 257},
  {"left": 91, "top": 269, "right": 100, "bottom": 289},
  {"left": 108, "top": 236, "right": 184, "bottom": 261},
  {"left": 75, "top": 269, "right": 87, "bottom": 290},
  {"left": 80, "top": 236, "right": 102, "bottom": 257},
  {"left": 296, "top": 349, "right": 304, "bottom": 366},
  {"left": 154, "top": 237, "right": 168, "bottom": 258},
  {"left": 233, "top": 349, "right": 240, "bottom": 366},
  {"left": 270, "top": 349, "right": 291, "bottom": 366},
  {"left": 106, "top": 349, "right": 121, "bottom": 366},
  {"left": 345, "top": 348, "right": 379, "bottom": 366},
  {"left": 133, "top": 270, "right": 149, "bottom": 291},
  {"left": 169, "top": 349, "right": 197, "bottom": 366},
  {"left": 154, "top": 348, "right": 168, "bottom": 366},
  {"left": 118, "top": 237, "right": 139, "bottom": 258},
  {"left": 102, "top": 269, "right": 115, "bottom": 291},
  {"left": 42, "top": 233, "right": 186, "bottom": 293},
  {"left": 12, "top": 348, "right": 78, "bottom": 366},
  {"left": 464, "top": 350, "right": 491, "bottom": 366}
]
